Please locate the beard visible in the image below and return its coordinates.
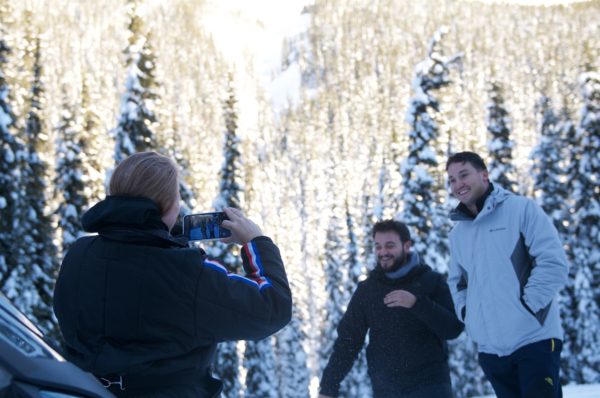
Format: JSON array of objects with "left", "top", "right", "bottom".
[{"left": 378, "top": 252, "right": 408, "bottom": 273}]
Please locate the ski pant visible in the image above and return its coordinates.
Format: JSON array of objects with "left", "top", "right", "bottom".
[{"left": 478, "top": 338, "right": 562, "bottom": 398}]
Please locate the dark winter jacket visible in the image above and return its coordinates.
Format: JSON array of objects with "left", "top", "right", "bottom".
[
  {"left": 53, "top": 196, "right": 292, "bottom": 397},
  {"left": 319, "top": 258, "right": 464, "bottom": 398}
]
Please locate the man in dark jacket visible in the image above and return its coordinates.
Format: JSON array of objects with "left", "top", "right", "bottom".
[
  {"left": 319, "top": 220, "right": 463, "bottom": 398},
  {"left": 54, "top": 152, "right": 292, "bottom": 397}
]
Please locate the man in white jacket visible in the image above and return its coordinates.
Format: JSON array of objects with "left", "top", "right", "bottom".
[{"left": 446, "top": 151, "right": 568, "bottom": 398}]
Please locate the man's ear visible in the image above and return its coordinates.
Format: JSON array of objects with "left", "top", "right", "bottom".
[
  {"left": 482, "top": 170, "right": 489, "bottom": 183},
  {"left": 403, "top": 240, "right": 412, "bottom": 252}
]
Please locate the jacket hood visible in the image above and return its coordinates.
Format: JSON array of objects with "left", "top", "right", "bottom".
[
  {"left": 82, "top": 196, "right": 169, "bottom": 233},
  {"left": 81, "top": 196, "right": 187, "bottom": 248}
]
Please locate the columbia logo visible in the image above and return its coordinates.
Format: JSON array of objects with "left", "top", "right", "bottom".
[
  {"left": 489, "top": 227, "right": 507, "bottom": 232},
  {"left": 545, "top": 377, "right": 554, "bottom": 386}
]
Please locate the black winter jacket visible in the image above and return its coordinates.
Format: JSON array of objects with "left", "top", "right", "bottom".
[
  {"left": 319, "top": 262, "right": 463, "bottom": 397},
  {"left": 53, "top": 196, "right": 292, "bottom": 397}
]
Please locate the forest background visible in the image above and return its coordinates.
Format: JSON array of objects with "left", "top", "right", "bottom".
[{"left": 0, "top": 0, "right": 599, "bottom": 397}]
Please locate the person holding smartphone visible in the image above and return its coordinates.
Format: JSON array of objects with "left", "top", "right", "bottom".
[{"left": 53, "top": 151, "right": 292, "bottom": 398}]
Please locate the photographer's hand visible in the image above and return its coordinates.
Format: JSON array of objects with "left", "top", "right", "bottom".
[{"left": 220, "top": 207, "right": 262, "bottom": 245}]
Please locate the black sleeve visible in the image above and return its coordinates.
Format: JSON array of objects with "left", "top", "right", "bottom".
[
  {"left": 319, "top": 286, "right": 368, "bottom": 397},
  {"left": 409, "top": 274, "right": 464, "bottom": 340},
  {"left": 194, "top": 236, "right": 292, "bottom": 341}
]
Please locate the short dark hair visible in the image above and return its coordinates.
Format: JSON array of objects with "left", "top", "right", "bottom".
[
  {"left": 446, "top": 151, "right": 487, "bottom": 171},
  {"left": 372, "top": 220, "right": 411, "bottom": 243}
]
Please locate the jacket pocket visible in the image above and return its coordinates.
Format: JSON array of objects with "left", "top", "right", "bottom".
[{"left": 520, "top": 297, "right": 551, "bottom": 326}]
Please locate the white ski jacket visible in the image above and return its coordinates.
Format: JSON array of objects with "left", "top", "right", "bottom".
[{"left": 448, "top": 184, "right": 568, "bottom": 356}]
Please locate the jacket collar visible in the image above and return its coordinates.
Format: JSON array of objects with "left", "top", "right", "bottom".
[{"left": 450, "top": 183, "right": 512, "bottom": 221}]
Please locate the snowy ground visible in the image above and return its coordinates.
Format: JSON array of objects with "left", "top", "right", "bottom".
[{"left": 475, "top": 383, "right": 600, "bottom": 397}]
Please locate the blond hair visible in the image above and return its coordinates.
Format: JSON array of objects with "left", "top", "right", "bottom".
[{"left": 109, "top": 152, "right": 179, "bottom": 215}]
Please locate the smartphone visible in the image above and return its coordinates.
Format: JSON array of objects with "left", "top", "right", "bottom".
[{"left": 183, "top": 212, "right": 232, "bottom": 241}]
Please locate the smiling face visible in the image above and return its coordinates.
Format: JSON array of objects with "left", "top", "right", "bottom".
[
  {"left": 447, "top": 161, "right": 490, "bottom": 213},
  {"left": 374, "top": 230, "right": 411, "bottom": 272}
]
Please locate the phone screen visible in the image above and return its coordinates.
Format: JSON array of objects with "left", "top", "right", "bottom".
[{"left": 183, "top": 212, "right": 232, "bottom": 241}]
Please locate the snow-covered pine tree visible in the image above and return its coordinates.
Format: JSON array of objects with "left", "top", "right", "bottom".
[
  {"left": 9, "top": 36, "right": 58, "bottom": 340},
  {"left": 214, "top": 341, "right": 242, "bottom": 398},
  {"left": 553, "top": 99, "right": 580, "bottom": 384},
  {"left": 359, "top": 152, "right": 389, "bottom": 272},
  {"left": 530, "top": 95, "right": 568, "bottom": 230},
  {"left": 399, "top": 27, "right": 460, "bottom": 272},
  {"left": 163, "top": 113, "right": 196, "bottom": 214},
  {"left": 339, "top": 203, "right": 371, "bottom": 397},
  {"left": 113, "top": 0, "right": 160, "bottom": 164},
  {"left": 319, "top": 202, "right": 353, "bottom": 371},
  {"left": 485, "top": 82, "right": 518, "bottom": 193},
  {"left": 80, "top": 76, "right": 108, "bottom": 205},
  {"left": 274, "top": 306, "right": 311, "bottom": 398},
  {"left": 265, "top": 115, "right": 312, "bottom": 398},
  {"left": 0, "top": 24, "right": 23, "bottom": 298},
  {"left": 562, "top": 102, "right": 580, "bottom": 228},
  {"left": 243, "top": 337, "right": 278, "bottom": 398},
  {"left": 211, "top": 76, "right": 245, "bottom": 398},
  {"left": 214, "top": 75, "right": 243, "bottom": 211},
  {"left": 54, "top": 90, "right": 86, "bottom": 255},
  {"left": 374, "top": 141, "right": 402, "bottom": 219},
  {"left": 560, "top": 103, "right": 578, "bottom": 219},
  {"left": 530, "top": 95, "right": 582, "bottom": 384},
  {"left": 399, "top": 29, "right": 481, "bottom": 397},
  {"left": 319, "top": 149, "right": 365, "bottom": 392},
  {"left": 568, "top": 71, "right": 600, "bottom": 383}
]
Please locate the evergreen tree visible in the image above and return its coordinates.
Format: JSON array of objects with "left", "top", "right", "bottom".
[
  {"left": 339, "top": 204, "right": 371, "bottom": 397},
  {"left": 113, "top": 0, "right": 160, "bottom": 163},
  {"left": 554, "top": 100, "right": 579, "bottom": 384},
  {"left": 214, "top": 340, "right": 242, "bottom": 398},
  {"left": 211, "top": 76, "right": 245, "bottom": 398},
  {"left": 274, "top": 307, "right": 311, "bottom": 398},
  {"left": 243, "top": 337, "right": 277, "bottom": 398},
  {"left": 80, "top": 76, "right": 108, "bottom": 205},
  {"left": 530, "top": 95, "right": 582, "bottom": 384},
  {"left": 266, "top": 116, "right": 312, "bottom": 398},
  {"left": 161, "top": 113, "right": 196, "bottom": 217},
  {"left": 399, "top": 28, "right": 460, "bottom": 272},
  {"left": 9, "top": 36, "right": 57, "bottom": 340},
  {"left": 54, "top": 91, "right": 86, "bottom": 254},
  {"left": 530, "top": 95, "right": 568, "bottom": 230},
  {"left": 562, "top": 103, "right": 580, "bottom": 223},
  {"left": 319, "top": 203, "right": 353, "bottom": 369},
  {"left": 485, "top": 82, "right": 518, "bottom": 192},
  {"left": 0, "top": 23, "right": 23, "bottom": 296},
  {"left": 568, "top": 71, "right": 600, "bottom": 383},
  {"left": 214, "top": 76, "right": 243, "bottom": 211}
]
